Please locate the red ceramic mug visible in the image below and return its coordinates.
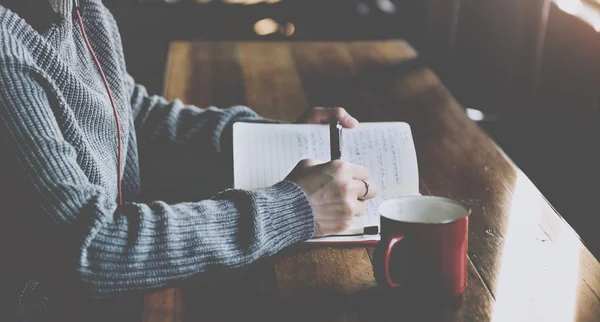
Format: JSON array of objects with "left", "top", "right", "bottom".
[{"left": 374, "top": 196, "right": 471, "bottom": 297}]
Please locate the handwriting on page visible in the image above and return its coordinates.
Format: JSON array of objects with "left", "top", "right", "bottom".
[
  {"left": 234, "top": 122, "right": 419, "bottom": 236},
  {"left": 233, "top": 124, "right": 329, "bottom": 189},
  {"left": 341, "top": 124, "right": 415, "bottom": 193},
  {"left": 340, "top": 124, "right": 419, "bottom": 230}
]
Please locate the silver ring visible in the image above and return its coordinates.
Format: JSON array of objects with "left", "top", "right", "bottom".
[{"left": 360, "top": 180, "right": 370, "bottom": 199}]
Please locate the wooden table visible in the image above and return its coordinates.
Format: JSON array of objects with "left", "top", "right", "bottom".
[{"left": 141, "top": 40, "right": 600, "bottom": 322}]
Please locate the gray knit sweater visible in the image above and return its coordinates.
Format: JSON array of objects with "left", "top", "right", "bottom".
[{"left": 0, "top": 1, "right": 315, "bottom": 321}]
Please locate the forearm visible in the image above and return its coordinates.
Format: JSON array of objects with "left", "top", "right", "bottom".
[
  {"left": 0, "top": 65, "right": 314, "bottom": 299},
  {"left": 129, "top": 78, "right": 283, "bottom": 201},
  {"left": 76, "top": 181, "right": 313, "bottom": 298}
]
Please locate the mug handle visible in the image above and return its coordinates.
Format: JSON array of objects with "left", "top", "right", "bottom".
[{"left": 384, "top": 234, "right": 406, "bottom": 288}]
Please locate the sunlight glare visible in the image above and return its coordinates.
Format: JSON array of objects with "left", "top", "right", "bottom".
[
  {"left": 466, "top": 108, "right": 484, "bottom": 121},
  {"left": 376, "top": 0, "right": 396, "bottom": 14},
  {"left": 555, "top": 0, "right": 583, "bottom": 14},
  {"left": 492, "top": 171, "right": 580, "bottom": 322},
  {"left": 555, "top": 0, "right": 600, "bottom": 32},
  {"left": 282, "top": 23, "right": 296, "bottom": 37},
  {"left": 253, "top": 19, "right": 279, "bottom": 36}
]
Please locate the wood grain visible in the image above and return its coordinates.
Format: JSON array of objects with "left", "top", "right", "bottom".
[
  {"left": 289, "top": 42, "right": 375, "bottom": 121},
  {"left": 143, "top": 40, "right": 600, "bottom": 322},
  {"left": 210, "top": 42, "right": 247, "bottom": 108},
  {"left": 164, "top": 41, "right": 202, "bottom": 104},
  {"left": 349, "top": 54, "right": 496, "bottom": 322},
  {"left": 164, "top": 42, "right": 246, "bottom": 108},
  {"left": 181, "top": 260, "right": 279, "bottom": 322},
  {"left": 269, "top": 246, "right": 377, "bottom": 322},
  {"left": 141, "top": 288, "right": 182, "bottom": 322},
  {"left": 237, "top": 42, "right": 309, "bottom": 121},
  {"left": 237, "top": 41, "right": 379, "bottom": 322},
  {"left": 346, "top": 40, "right": 600, "bottom": 321}
]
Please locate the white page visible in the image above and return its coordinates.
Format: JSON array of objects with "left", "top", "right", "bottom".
[
  {"left": 233, "top": 122, "right": 419, "bottom": 241},
  {"left": 233, "top": 123, "right": 330, "bottom": 189},
  {"left": 339, "top": 122, "right": 419, "bottom": 232}
]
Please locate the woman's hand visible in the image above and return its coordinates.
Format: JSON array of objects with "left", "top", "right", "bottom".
[
  {"left": 286, "top": 159, "right": 378, "bottom": 237},
  {"left": 297, "top": 107, "right": 359, "bottom": 128}
]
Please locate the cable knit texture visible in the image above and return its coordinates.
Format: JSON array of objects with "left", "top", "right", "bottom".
[{"left": 0, "top": 1, "right": 315, "bottom": 321}]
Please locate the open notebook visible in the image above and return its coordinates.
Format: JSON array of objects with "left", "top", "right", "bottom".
[{"left": 232, "top": 122, "right": 420, "bottom": 243}]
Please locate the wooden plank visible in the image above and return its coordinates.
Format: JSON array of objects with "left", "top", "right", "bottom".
[
  {"left": 180, "top": 260, "right": 279, "bottom": 322},
  {"left": 237, "top": 41, "right": 381, "bottom": 321},
  {"left": 347, "top": 40, "right": 600, "bottom": 321},
  {"left": 141, "top": 288, "right": 180, "bottom": 322},
  {"left": 210, "top": 42, "right": 246, "bottom": 108},
  {"left": 236, "top": 40, "right": 376, "bottom": 322},
  {"left": 274, "top": 247, "right": 378, "bottom": 298},
  {"left": 269, "top": 246, "right": 376, "bottom": 322},
  {"left": 347, "top": 259, "right": 493, "bottom": 322},
  {"left": 289, "top": 42, "right": 378, "bottom": 122},
  {"left": 149, "top": 40, "right": 600, "bottom": 322},
  {"left": 286, "top": 40, "right": 496, "bottom": 322},
  {"left": 164, "top": 41, "right": 207, "bottom": 104},
  {"left": 283, "top": 42, "right": 383, "bottom": 322},
  {"left": 361, "top": 154, "right": 494, "bottom": 322},
  {"left": 237, "top": 42, "right": 309, "bottom": 121},
  {"left": 164, "top": 42, "right": 246, "bottom": 108},
  {"left": 343, "top": 41, "right": 430, "bottom": 119},
  {"left": 487, "top": 173, "right": 600, "bottom": 322}
]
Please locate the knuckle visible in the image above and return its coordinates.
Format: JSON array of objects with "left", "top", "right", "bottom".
[
  {"left": 335, "top": 181, "right": 350, "bottom": 195},
  {"left": 341, "top": 203, "right": 354, "bottom": 217},
  {"left": 330, "top": 160, "right": 346, "bottom": 172},
  {"left": 299, "top": 158, "right": 313, "bottom": 166}
]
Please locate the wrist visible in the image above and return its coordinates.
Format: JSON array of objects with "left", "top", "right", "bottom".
[{"left": 250, "top": 181, "right": 316, "bottom": 244}]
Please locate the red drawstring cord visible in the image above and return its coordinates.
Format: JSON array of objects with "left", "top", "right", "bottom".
[{"left": 75, "top": 10, "right": 123, "bottom": 205}]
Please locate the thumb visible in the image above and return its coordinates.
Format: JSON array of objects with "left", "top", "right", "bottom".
[
  {"left": 299, "top": 159, "right": 327, "bottom": 167},
  {"left": 286, "top": 159, "right": 325, "bottom": 180}
]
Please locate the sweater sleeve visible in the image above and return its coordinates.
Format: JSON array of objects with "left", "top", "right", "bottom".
[
  {"left": 126, "top": 75, "right": 284, "bottom": 202},
  {"left": 0, "top": 62, "right": 315, "bottom": 298}
]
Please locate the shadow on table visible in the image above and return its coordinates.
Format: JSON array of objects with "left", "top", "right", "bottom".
[{"left": 182, "top": 277, "right": 464, "bottom": 322}]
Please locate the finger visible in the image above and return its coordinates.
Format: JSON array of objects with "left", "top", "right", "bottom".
[
  {"left": 298, "top": 158, "right": 326, "bottom": 167},
  {"left": 354, "top": 199, "right": 367, "bottom": 217},
  {"left": 287, "top": 159, "right": 324, "bottom": 180},
  {"left": 347, "top": 163, "right": 370, "bottom": 180},
  {"left": 334, "top": 107, "right": 359, "bottom": 128},
  {"left": 353, "top": 178, "right": 378, "bottom": 200},
  {"left": 306, "top": 107, "right": 359, "bottom": 127},
  {"left": 306, "top": 107, "right": 330, "bottom": 124}
]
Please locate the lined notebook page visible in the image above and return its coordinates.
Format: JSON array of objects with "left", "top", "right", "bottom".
[
  {"left": 233, "top": 122, "right": 419, "bottom": 241},
  {"left": 340, "top": 122, "right": 419, "bottom": 230},
  {"left": 233, "top": 124, "right": 330, "bottom": 189}
]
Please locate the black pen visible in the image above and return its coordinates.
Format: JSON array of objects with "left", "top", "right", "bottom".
[
  {"left": 328, "top": 118, "right": 379, "bottom": 237},
  {"left": 330, "top": 116, "right": 342, "bottom": 160},
  {"left": 313, "top": 226, "right": 380, "bottom": 238}
]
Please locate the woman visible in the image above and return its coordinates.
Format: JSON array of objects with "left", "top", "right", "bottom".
[{"left": 0, "top": 0, "right": 376, "bottom": 321}]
